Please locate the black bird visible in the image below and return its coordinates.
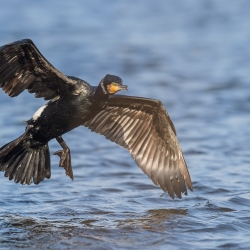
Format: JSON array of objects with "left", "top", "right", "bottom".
[{"left": 0, "top": 39, "right": 193, "bottom": 199}]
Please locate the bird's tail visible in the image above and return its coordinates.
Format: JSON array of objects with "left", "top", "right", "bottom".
[{"left": 0, "top": 132, "right": 51, "bottom": 185}]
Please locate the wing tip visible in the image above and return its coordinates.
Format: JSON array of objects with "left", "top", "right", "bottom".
[{"left": 1, "top": 38, "right": 34, "bottom": 49}]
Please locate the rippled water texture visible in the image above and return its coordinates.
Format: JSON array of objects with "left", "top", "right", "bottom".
[{"left": 1, "top": 1, "right": 250, "bottom": 249}]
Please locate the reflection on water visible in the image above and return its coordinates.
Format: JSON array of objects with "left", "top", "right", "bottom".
[
  {"left": 1, "top": 1, "right": 250, "bottom": 249},
  {"left": 117, "top": 209, "right": 187, "bottom": 231},
  {"left": 1, "top": 208, "right": 187, "bottom": 249}
]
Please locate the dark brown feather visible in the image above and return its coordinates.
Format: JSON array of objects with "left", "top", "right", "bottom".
[
  {"left": 83, "top": 95, "right": 193, "bottom": 199},
  {"left": 0, "top": 39, "right": 78, "bottom": 100}
]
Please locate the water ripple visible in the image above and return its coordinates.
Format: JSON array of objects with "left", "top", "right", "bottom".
[{"left": 1, "top": 1, "right": 250, "bottom": 249}]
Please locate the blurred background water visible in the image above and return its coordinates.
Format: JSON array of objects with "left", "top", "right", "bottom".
[{"left": 0, "top": 0, "right": 250, "bottom": 249}]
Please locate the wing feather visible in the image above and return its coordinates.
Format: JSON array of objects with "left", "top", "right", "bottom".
[
  {"left": 0, "top": 39, "right": 78, "bottom": 99},
  {"left": 83, "top": 95, "right": 193, "bottom": 199}
]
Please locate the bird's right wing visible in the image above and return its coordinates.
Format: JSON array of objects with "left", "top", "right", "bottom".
[
  {"left": 83, "top": 95, "right": 193, "bottom": 199},
  {"left": 0, "top": 39, "right": 79, "bottom": 100}
]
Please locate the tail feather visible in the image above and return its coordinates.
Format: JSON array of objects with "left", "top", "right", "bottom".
[
  {"left": 38, "top": 148, "right": 45, "bottom": 183},
  {"left": 5, "top": 149, "right": 25, "bottom": 179},
  {"left": 20, "top": 152, "right": 33, "bottom": 184},
  {"left": 0, "top": 134, "right": 51, "bottom": 185},
  {"left": 25, "top": 150, "right": 37, "bottom": 185},
  {"left": 33, "top": 150, "right": 40, "bottom": 184},
  {"left": 45, "top": 146, "right": 51, "bottom": 179},
  {"left": 14, "top": 152, "right": 30, "bottom": 184},
  {"left": 1, "top": 147, "right": 25, "bottom": 173},
  {"left": 0, "top": 135, "right": 24, "bottom": 158}
]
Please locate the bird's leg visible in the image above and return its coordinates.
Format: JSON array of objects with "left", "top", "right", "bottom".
[{"left": 53, "top": 136, "right": 74, "bottom": 180}]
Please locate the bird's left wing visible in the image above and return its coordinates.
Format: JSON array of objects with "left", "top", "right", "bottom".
[
  {"left": 0, "top": 39, "right": 79, "bottom": 100},
  {"left": 83, "top": 95, "right": 193, "bottom": 199}
]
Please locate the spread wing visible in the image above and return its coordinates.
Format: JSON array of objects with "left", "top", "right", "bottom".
[
  {"left": 84, "top": 95, "right": 193, "bottom": 199},
  {"left": 0, "top": 39, "right": 78, "bottom": 100}
]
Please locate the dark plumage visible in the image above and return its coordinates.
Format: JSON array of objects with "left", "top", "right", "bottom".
[{"left": 0, "top": 39, "right": 193, "bottom": 199}]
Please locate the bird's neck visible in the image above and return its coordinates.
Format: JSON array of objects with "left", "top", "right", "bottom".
[{"left": 92, "top": 85, "right": 109, "bottom": 107}]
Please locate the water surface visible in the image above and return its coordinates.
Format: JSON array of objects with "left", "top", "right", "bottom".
[{"left": 1, "top": 1, "right": 250, "bottom": 249}]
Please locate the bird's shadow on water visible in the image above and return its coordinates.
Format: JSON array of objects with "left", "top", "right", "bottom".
[{"left": 0, "top": 208, "right": 187, "bottom": 249}]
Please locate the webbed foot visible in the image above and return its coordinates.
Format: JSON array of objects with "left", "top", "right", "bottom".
[{"left": 54, "top": 136, "right": 74, "bottom": 180}]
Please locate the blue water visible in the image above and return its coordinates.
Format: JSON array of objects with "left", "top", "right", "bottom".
[{"left": 1, "top": 1, "right": 250, "bottom": 249}]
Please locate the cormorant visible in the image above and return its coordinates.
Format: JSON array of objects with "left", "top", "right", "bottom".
[{"left": 0, "top": 39, "right": 193, "bottom": 199}]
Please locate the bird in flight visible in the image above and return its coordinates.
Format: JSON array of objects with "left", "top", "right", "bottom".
[{"left": 0, "top": 39, "right": 193, "bottom": 199}]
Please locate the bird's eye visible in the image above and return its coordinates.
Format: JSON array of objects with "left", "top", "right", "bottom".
[{"left": 111, "top": 82, "right": 117, "bottom": 86}]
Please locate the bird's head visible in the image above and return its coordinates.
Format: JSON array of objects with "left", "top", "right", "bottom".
[{"left": 100, "top": 74, "right": 128, "bottom": 95}]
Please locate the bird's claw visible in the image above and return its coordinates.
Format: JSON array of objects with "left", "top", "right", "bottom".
[{"left": 54, "top": 148, "right": 74, "bottom": 180}]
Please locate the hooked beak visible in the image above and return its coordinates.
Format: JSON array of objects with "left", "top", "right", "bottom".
[
  {"left": 116, "top": 84, "right": 128, "bottom": 91},
  {"left": 108, "top": 83, "right": 128, "bottom": 94}
]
